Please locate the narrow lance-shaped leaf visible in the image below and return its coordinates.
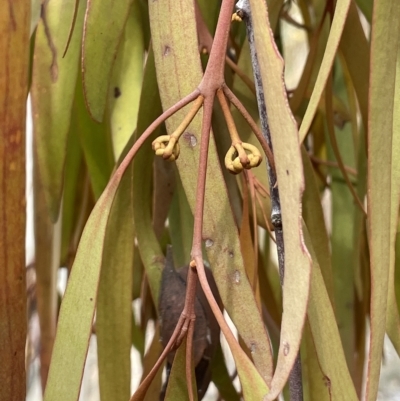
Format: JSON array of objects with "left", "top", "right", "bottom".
[
  {"left": 248, "top": 0, "right": 312, "bottom": 398},
  {"left": 366, "top": 1, "right": 400, "bottom": 400},
  {"left": 109, "top": 0, "right": 145, "bottom": 159},
  {"left": 82, "top": 0, "right": 133, "bottom": 121},
  {"left": 31, "top": 0, "right": 86, "bottom": 221},
  {"left": 304, "top": 224, "right": 358, "bottom": 400},
  {"left": 386, "top": 49, "right": 400, "bottom": 356},
  {"left": 97, "top": 167, "right": 134, "bottom": 401},
  {"left": 132, "top": 48, "right": 164, "bottom": 305},
  {"left": 298, "top": 0, "right": 352, "bottom": 144}
]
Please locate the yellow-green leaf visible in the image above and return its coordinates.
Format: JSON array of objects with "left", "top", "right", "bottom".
[
  {"left": 366, "top": 1, "right": 400, "bottom": 399},
  {"left": 97, "top": 168, "right": 134, "bottom": 401},
  {"left": 31, "top": 0, "right": 86, "bottom": 221},
  {"left": 298, "top": 0, "right": 352, "bottom": 143},
  {"left": 248, "top": 0, "right": 312, "bottom": 398},
  {"left": 82, "top": 0, "right": 133, "bottom": 121},
  {"left": 109, "top": 0, "right": 145, "bottom": 159}
]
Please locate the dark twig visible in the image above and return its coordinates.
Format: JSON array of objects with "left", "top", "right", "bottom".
[{"left": 235, "top": 1, "right": 304, "bottom": 401}]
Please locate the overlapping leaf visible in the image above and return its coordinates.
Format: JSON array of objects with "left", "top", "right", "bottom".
[{"left": 248, "top": 0, "right": 312, "bottom": 398}]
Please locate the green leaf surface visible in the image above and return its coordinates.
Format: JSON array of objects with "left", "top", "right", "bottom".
[
  {"left": 298, "top": 0, "right": 351, "bottom": 143},
  {"left": 44, "top": 83, "right": 156, "bottom": 401},
  {"left": 73, "top": 73, "right": 115, "bottom": 199},
  {"left": 301, "top": 323, "right": 330, "bottom": 401},
  {"left": 60, "top": 120, "right": 85, "bottom": 267},
  {"left": 366, "top": 1, "right": 400, "bottom": 399},
  {"left": 33, "top": 154, "right": 59, "bottom": 388},
  {"left": 31, "top": 0, "right": 85, "bottom": 221},
  {"left": 326, "top": 64, "right": 357, "bottom": 373},
  {"left": 248, "top": 1, "right": 312, "bottom": 398},
  {"left": 109, "top": 0, "right": 145, "bottom": 159},
  {"left": 211, "top": 344, "right": 241, "bottom": 401},
  {"left": 132, "top": 48, "right": 164, "bottom": 305},
  {"left": 82, "top": 0, "right": 133, "bottom": 121},
  {"left": 301, "top": 147, "right": 334, "bottom": 305},
  {"left": 97, "top": 169, "right": 134, "bottom": 401},
  {"left": 149, "top": 0, "right": 274, "bottom": 385},
  {"left": 340, "top": 1, "right": 369, "bottom": 133},
  {"left": 169, "top": 175, "right": 194, "bottom": 268},
  {"left": 164, "top": 338, "right": 197, "bottom": 401},
  {"left": 304, "top": 224, "right": 358, "bottom": 401},
  {"left": 386, "top": 49, "right": 400, "bottom": 356}
]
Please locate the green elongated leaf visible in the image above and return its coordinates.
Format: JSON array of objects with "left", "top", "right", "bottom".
[
  {"left": 0, "top": 2, "right": 30, "bottom": 399},
  {"left": 301, "top": 323, "right": 330, "bottom": 401},
  {"left": 153, "top": 157, "right": 175, "bottom": 239},
  {"left": 164, "top": 338, "right": 197, "bottom": 401},
  {"left": 132, "top": 48, "right": 164, "bottom": 305},
  {"left": 34, "top": 153, "right": 59, "bottom": 388},
  {"left": 301, "top": 147, "right": 334, "bottom": 305},
  {"left": 97, "top": 168, "right": 134, "bottom": 401},
  {"left": 385, "top": 44, "right": 400, "bottom": 356},
  {"left": 248, "top": 1, "right": 312, "bottom": 398},
  {"left": 73, "top": 72, "right": 115, "bottom": 199},
  {"left": 60, "top": 119, "right": 85, "bottom": 267},
  {"left": 326, "top": 64, "right": 357, "bottom": 374},
  {"left": 109, "top": 0, "right": 145, "bottom": 159},
  {"left": 82, "top": 0, "right": 133, "bottom": 121},
  {"left": 31, "top": 0, "right": 85, "bottom": 221},
  {"left": 298, "top": 0, "right": 351, "bottom": 143},
  {"left": 211, "top": 343, "right": 241, "bottom": 401},
  {"left": 44, "top": 105, "right": 153, "bottom": 401},
  {"left": 340, "top": 1, "right": 369, "bottom": 133},
  {"left": 169, "top": 175, "right": 194, "bottom": 268},
  {"left": 304, "top": 224, "right": 358, "bottom": 400},
  {"left": 366, "top": 2, "right": 400, "bottom": 399},
  {"left": 149, "top": 0, "right": 274, "bottom": 385}
]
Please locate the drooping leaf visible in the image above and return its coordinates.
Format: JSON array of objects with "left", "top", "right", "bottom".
[
  {"left": 109, "top": 0, "right": 145, "bottom": 159},
  {"left": 304, "top": 224, "right": 358, "bottom": 400},
  {"left": 82, "top": 0, "right": 133, "bottom": 121},
  {"left": 31, "top": 0, "right": 86, "bottom": 221},
  {"left": 301, "top": 146, "right": 334, "bottom": 305},
  {"left": 248, "top": 0, "right": 312, "bottom": 398},
  {"left": 132, "top": 48, "right": 164, "bottom": 305},
  {"left": 298, "top": 0, "right": 352, "bottom": 143},
  {"left": 385, "top": 33, "right": 400, "bottom": 357},
  {"left": 43, "top": 87, "right": 158, "bottom": 401},
  {"left": 366, "top": 2, "right": 400, "bottom": 399},
  {"left": 33, "top": 151, "right": 59, "bottom": 389},
  {"left": 73, "top": 71, "right": 115, "bottom": 200},
  {"left": 339, "top": 1, "right": 369, "bottom": 133},
  {"left": 97, "top": 168, "right": 134, "bottom": 401}
]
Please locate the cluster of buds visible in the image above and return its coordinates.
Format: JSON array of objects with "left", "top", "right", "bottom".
[{"left": 225, "top": 142, "right": 262, "bottom": 174}]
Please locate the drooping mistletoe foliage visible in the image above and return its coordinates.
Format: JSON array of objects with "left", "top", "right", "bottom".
[{"left": 3, "top": 0, "right": 397, "bottom": 400}]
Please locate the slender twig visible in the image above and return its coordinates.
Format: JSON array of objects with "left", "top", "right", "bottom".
[
  {"left": 309, "top": 154, "right": 358, "bottom": 177},
  {"left": 236, "top": 1, "right": 304, "bottom": 401}
]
